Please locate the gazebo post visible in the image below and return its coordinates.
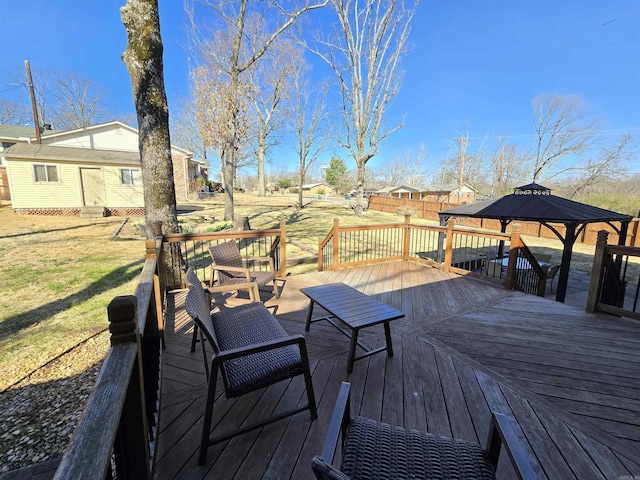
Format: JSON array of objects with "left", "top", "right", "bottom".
[{"left": 555, "top": 223, "right": 576, "bottom": 303}]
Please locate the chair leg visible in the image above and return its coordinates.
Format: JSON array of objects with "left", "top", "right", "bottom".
[
  {"left": 190, "top": 323, "right": 199, "bottom": 353},
  {"left": 299, "top": 341, "right": 317, "bottom": 419},
  {"left": 199, "top": 361, "right": 219, "bottom": 465}
]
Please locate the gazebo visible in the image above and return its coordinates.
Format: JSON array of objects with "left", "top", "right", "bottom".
[{"left": 439, "top": 183, "right": 633, "bottom": 303}]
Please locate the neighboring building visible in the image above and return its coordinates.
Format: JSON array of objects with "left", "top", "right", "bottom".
[
  {"left": 373, "top": 184, "right": 476, "bottom": 204},
  {"left": 294, "top": 183, "right": 334, "bottom": 195},
  {"left": 0, "top": 121, "right": 206, "bottom": 215},
  {"left": 419, "top": 184, "right": 476, "bottom": 204},
  {"left": 375, "top": 185, "right": 421, "bottom": 199}
]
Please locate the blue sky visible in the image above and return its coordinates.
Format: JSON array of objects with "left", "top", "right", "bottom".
[{"left": 1, "top": 0, "right": 639, "bottom": 175}]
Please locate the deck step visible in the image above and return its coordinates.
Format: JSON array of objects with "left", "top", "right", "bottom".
[{"left": 79, "top": 206, "right": 106, "bottom": 218}]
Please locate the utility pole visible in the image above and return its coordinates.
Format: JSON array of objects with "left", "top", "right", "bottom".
[
  {"left": 456, "top": 135, "right": 467, "bottom": 203},
  {"left": 24, "top": 60, "right": 41, "bottom": 144}
]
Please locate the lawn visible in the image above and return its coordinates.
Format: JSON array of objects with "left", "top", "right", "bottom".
[{"left": 0, "top": 193, "right": 608, "bottom": 391}]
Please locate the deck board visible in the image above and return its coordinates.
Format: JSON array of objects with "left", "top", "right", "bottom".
[{"left": 155, "top": 261, "right": 640, "bottom": 479}]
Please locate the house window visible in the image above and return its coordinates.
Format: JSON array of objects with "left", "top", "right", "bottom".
[
  {"left": 34, "top": 164, "right": 59, "bottom": 183},
  {"left": 120, "top": 168, "right": 141, "bottom": 185}
]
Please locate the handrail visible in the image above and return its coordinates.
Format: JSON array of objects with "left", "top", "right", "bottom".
[
  {"left": 54, "top": 237, "right": 165, "bottom": 480},
  {"left": 160, "top": 219, "right": 287, "bottom": 287},
  {"left": 587, "top": 230, "right": 640, "bottom": 320}
]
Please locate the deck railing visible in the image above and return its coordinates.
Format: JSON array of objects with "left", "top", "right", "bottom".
[
  {"left": 587, "top": 230, "right": 640, "bottom": 320},
  {"left": 162, "top": 219, "right": 286, "bottom": 288},
  {"left": 318, "top": 217, "right": 553, "bottom": 294},
  {"left": 54, "top": 222, "right": 287, "bottom": 478},
  {"left": 54, "top": 238, "right": 166, "bottom": 480}
]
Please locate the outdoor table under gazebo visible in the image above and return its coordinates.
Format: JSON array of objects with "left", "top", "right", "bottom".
[{"left": 439, "top": 183, "right": 633, "bottom": 303}]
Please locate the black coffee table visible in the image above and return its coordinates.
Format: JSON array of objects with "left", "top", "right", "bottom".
[{"left": 301, "top": 283, "right": 405, "bottom": 373}]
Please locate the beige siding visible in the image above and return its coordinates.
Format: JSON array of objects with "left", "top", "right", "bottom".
[
  {"left": 42, "top": 126, "right": 140, "bottom": 151},
  {"left": 6, "top": 159, "right": 144, "bottom": 209},
  {"left": 7, "top": 160, "right": 82, "bottom": 209},
  {"left": 103, "top": 166, "right": 144, "bottom": 207}
]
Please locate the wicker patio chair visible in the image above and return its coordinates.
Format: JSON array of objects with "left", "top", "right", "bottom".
[
  {"left": 545, "top": 264, "right": 561, "bottom": 293},
  {"left": 209, "top": 241, "right": 279, "bottom": 299},
  {"left": 184, "top": 268, "right": 316, "bottom": 465},
  {"left": 312, "top": 382, "right": 538, "bottom": 480}
]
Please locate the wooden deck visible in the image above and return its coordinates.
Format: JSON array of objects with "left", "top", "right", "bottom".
[{"left": 155, "top": 261, "right": 640, "bottom": 479}]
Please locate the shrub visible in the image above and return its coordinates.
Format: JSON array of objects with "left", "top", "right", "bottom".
[{"left": 205, "top": 221, "right": 233, "bottom": 233}]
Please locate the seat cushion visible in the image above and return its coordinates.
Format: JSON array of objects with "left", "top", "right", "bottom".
[
  {"left": 341, "top": 416, "right": 496, "bottom": 480},
  {"left": 213, "top": 302, "right": 303, "bottom": 397}
]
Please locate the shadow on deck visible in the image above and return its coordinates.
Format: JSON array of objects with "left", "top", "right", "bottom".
[{"left": 156, "top": 261, "right": 640, "bottom": 479}]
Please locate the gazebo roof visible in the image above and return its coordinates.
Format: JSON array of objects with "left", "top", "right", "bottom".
[
  {"left": 440, "top": 183, "right": 632, "bottom": 224},
  {"left": 439, "top": 184, "right": 633, "bottom": 304}
]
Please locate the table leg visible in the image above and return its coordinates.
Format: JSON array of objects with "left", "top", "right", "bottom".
[
  {"left": 384, "top": 322, "right": 393, "bottom": 357},
  {"left": 304, "top": 300, "right": 315, "bottom": 332},
  {"left": 347, "top": 328, "right": 359, "bottom": 374}
]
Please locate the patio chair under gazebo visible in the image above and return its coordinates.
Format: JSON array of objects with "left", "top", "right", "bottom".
[{"left": 439, "top": 183, "right": 633, "bottom": 303}]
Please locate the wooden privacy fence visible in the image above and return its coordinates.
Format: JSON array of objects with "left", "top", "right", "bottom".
[
  {"left": 587, "top": 230, "right": 640, "bottom": 320},
  {"left": 368, "top": 195, "right": 640, "bottom": 246},
  {"left": 54, "top": 238, "right": 166, "bottom": 480}
]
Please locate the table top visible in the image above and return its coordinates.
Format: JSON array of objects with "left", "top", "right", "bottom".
[{"left": 300, "top": 282, "right": 405, "bottom": 329}]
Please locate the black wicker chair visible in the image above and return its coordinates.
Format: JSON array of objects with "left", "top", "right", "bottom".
[
  {"left": 312, "top": 382, "right": 538, "bottom": 480},
  {"left": 209, "top": 241, "right": 279, "bottom": 299},
  {"left": 184, "top": 268, "right": 317, "bottom": 464}
]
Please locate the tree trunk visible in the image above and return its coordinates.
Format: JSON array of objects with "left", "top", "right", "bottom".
[
  {"left": 121, "top": 0, "right": 178, "bottom": 238},
  {"left": 121, "top": 0, "right": 181, "bottom": 281},
  {"left": 354, "top": 161, "right": 366, "bottom": 216},
  {"left": 257, "top": 136, "right": 266, "bottom": 197},
  {"left": 298, "top": 167, "right": 304, "bottom": 208}
]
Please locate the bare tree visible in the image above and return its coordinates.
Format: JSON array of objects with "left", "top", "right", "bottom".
[
  {"left": 120, "top": 0, "right": 179, "bottom": 243},
  {"left": 290, "top": 60, "right": 332, "bottom": 207},
  {"left": 310, "top": 0, "right": 418, "bottom": 214},
  {"left": 47, "top": 72, "right": 107, "bottom": 129},
  {"left": 0, "top": 99, "right": 30, "bottom": 125},
  {"left": 490, "top": 139, "right": 529, "bottom": 197},
  {"left": 569, "top": 134, "right": 635, "bottom": 199},
  {"left": 246, "top": 36, "right": 300, "bottom": 197},
  {"left": 186, "top": 0, "right": 328, "bottom": 220},
  {"left": 375, "top": 145, "right": 427, "bottom": 187},
  {"left": 531, "top": 94, "right": 598, "bottom": 182}
]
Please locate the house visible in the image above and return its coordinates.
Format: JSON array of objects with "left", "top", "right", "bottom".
[
  {"left": 0, "top": 121, "right": 206, "bottom": 215},
  {"left": 419, "top": 184, "right": 476, "bottom": 204},
  {"left": 294, "top": 183, "right": 334, "bottom": 195},
  {"left": 375, "top": 185, "right": 421, "bottom": 199},
  {"left": 373, "top": 184, "right": 476, "bottom": 204}
]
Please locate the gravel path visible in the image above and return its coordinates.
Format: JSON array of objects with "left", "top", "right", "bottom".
[{"left": 0, "top": 332, "right": 109, "bottom": 474}]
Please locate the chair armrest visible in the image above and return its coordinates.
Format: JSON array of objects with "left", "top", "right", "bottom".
[
  {"left": 486, "top": 412, "right": 539, "bottom": 480},
  {"left": 206, "top": 282, "right": 260, "bottom": 302},
  {"left": 321, "top": 382, "right": 352, "bottom": 463},
  {"left": 213, "top": 334, "right": 306, "bottom": 363},
  {"left": 209, "top": 264, "right": 252, "bottom": 286},
  {"left": 243, "top": 255, "right": 276, "bottom": 273}
]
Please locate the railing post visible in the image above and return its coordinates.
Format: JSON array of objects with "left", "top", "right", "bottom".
[
  {"left": 280, "top": 217, "right": 287, "bottom": 277},
  {"left": 403, "top": 215, "right": 411, "bottom": 261},
  {"left": 444, "top": 219, "right": 454, "bottom": 272},
  {"left": 108, "top": 296, "right": 151, "bottom": 480},
  {"left": 505, "top": 224, "right": 521, "bottom": 290},
  {"left": 587, "top": 230, "right": 609, "bottom": 312},
  {"left": 332, "top": 218, "right": 340, "bottom": 270}
]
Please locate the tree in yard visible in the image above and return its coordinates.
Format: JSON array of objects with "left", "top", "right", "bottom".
[
  {"left": 290, "top": 58, "right": 332, "bottom": 208},
  {"left": 531, "top": 94, "right": 598, "bottom": 183},
  {"left": 0, "top": 99, "right": 30, "bottom": 125},
  {"left": 15, "top": 68, "right": 109, "bottom": 130},
  {"left": 324, "top": 156, "right": 350, "bottom": 193},
  {"left": 246, "top": 35, "right": 300, "bottom": 197},
  {"left": 568, "top": 134, "right": 635, "bottom": 200},
  {"left": 311, "top": 0, "right": 418, "bottom": 214},
  {"left": 120, "top": 0, "right": 179, "bottom": 245},
  {"left": 186, "top": 0, "right": 328, "bottom": 221}
]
